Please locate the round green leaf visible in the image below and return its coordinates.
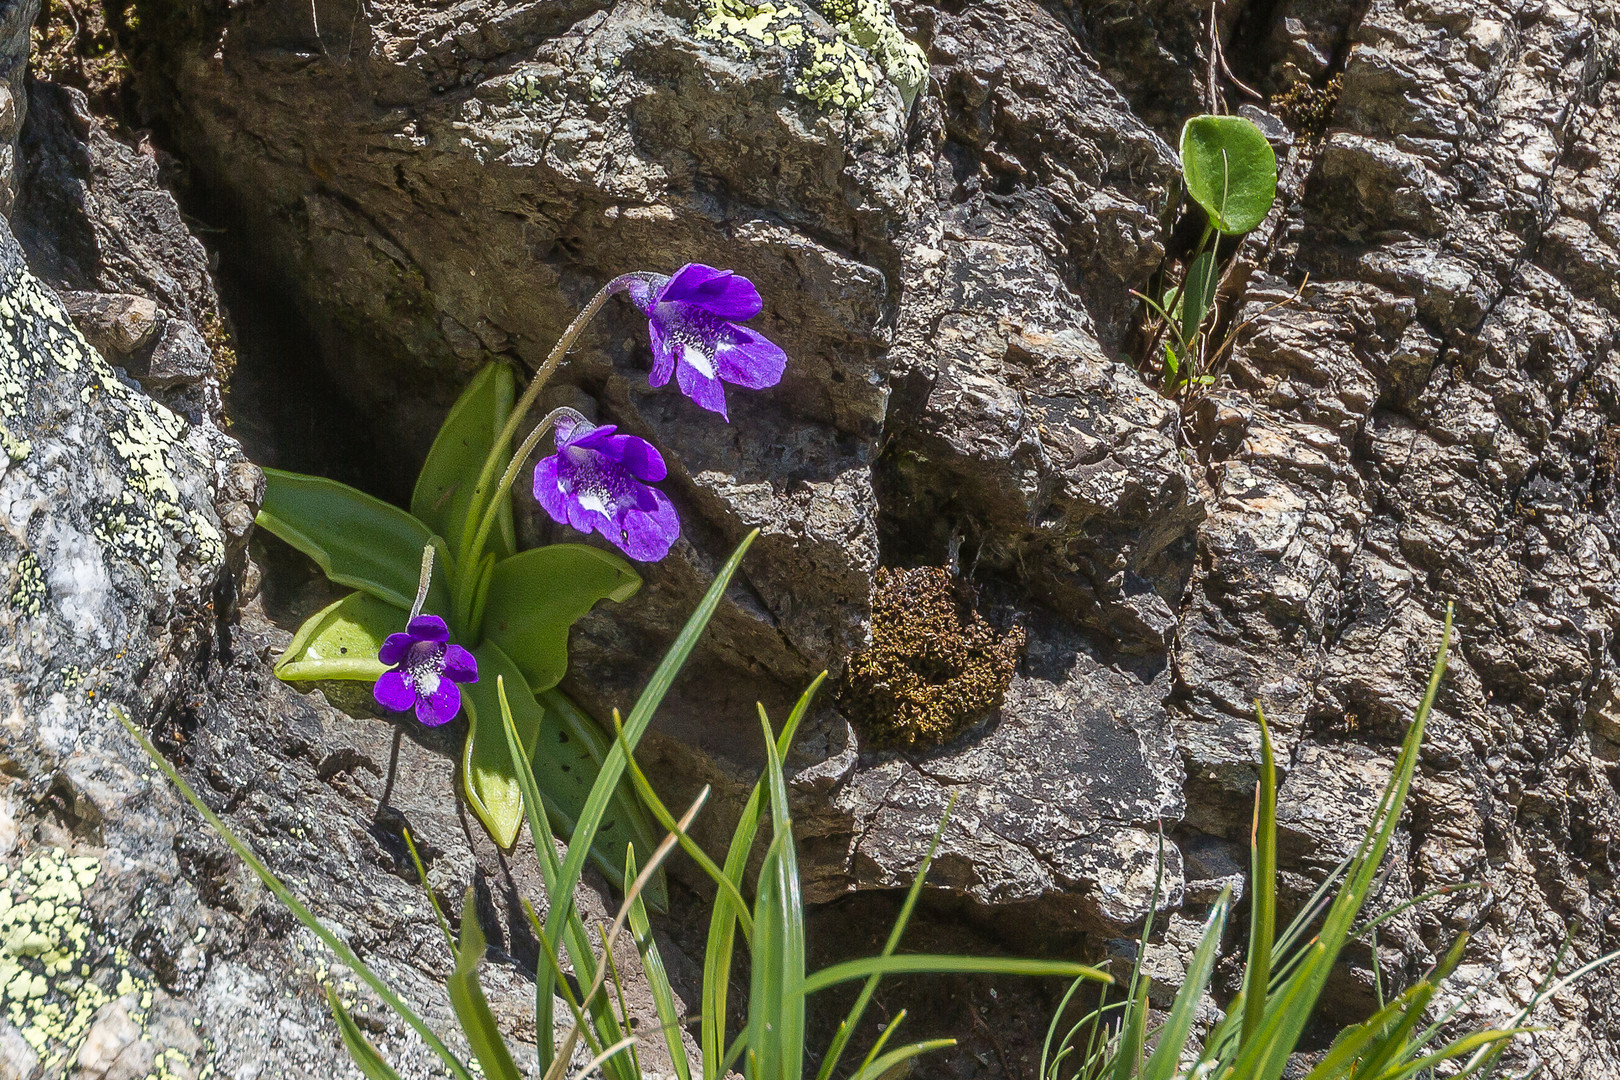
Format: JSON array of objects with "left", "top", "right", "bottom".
[{"left": 1179, "top": 115, "right": 1278, "bottom": 235}]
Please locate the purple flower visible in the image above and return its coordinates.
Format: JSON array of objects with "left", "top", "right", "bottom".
[
  {"left": 625, "top": 264, "right": 787, "bottom": 419},
  {"left": 533, "top": 414, "right": 680, "bottom": 562},
  {"left": 374, "top": 615, "right": 478, "bottom": 727}
]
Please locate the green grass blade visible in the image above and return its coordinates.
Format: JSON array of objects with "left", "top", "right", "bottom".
[
  {"left": 612, "top": 710, "right": 753, "bottom": 940},
  {"left": 1039, "top": 977, "right": 1097, "bottom": 1080},
  {"left": 1352, "top": 935, "right": 1468, "bottom": 1080},
  {"left": 852, "top": 1009, "right": 908, "bottom": 1076},
  {"left": 116, "top": 708, "right": 475, "bottom": 1080},
  {"left": 1297, "top": 990, "right": 1421, "bottom": 1080},
  {"left": 800, "top": 956, "right": 1111, "bottom": 995},
  {"left": 548, "top": 531, "right": 759, "bottom": 949},
  {"left": 849, "top": 1039, "right": 958, "bottom": 1080},
  {"left": 1107, "top": 977, "right": 1150, "bottom": 1080},
  {"left": 751, "top": 706, "right": 806, "bottom": 1080},
  {"left": 447, "top": 887, "right": 524, "bottom": 1080},
  {"left": 327, "top": 985, "right": 407, "bottom": 1080},
  {"left": 625, "top": 846, "right": 692, "bottom": 1080},
  {"left": 816, "top": 799, "right": 956, "bottom": 1080},
  {"left": 497, "top": 678, "right": 628, "bottom": 1079},
  {"left": 1374, "top": 1030, "right": 1529, "bottom": 1080},
  {"left": 401, "top": 828, "right": 456, "bottom": 954},
  {"left": 701, "top": 673, "right": 822, "bottom": 1079},
  {"left": 1141, "top": 886, "right": 1231, "bottom": 1080},
  {"left": 1243, "top": 608, "right": 1454, "bottom": 1080},
  {"left": 1242, "top": 705, "right": 1277, "bottom": 1043}
]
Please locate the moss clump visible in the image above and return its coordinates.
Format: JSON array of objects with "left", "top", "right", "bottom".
[
  {"left": 840, "top": 566, "right": 1026, "bottom": 749},
  {"left": 1273, "top": 73, "right": 1342, "bottom": 143}
]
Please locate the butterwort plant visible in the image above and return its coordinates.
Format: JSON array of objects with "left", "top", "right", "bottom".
[{"left": 255, "top": 262, "right": 787, "bottom": 874}]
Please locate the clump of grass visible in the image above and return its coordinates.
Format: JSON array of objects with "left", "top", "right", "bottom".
[
  {"left": 126, "top": 534, "right": 1102, "bottom": 1080},
  {"left": 839, "top": 565, "right": 1025, "bottom": 749},
  {"left": 1040, "top": 604, "right": 1616, "bottom": 1080}
]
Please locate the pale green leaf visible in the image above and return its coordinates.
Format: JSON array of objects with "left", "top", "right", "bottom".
[
  {"left": 275, "top": 591, "right": 399, "bottom": 683},
  {"left": 481, "top": 545, "right": 641, "bottom": 694},
  {"left": 413, "top": 362, "right": 517, "bottom": 562},
  {"left": 258, "top": 468, "right": 447, "bottom": 612}
]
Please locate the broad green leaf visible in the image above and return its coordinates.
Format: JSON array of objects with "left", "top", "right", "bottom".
[
  {"left": 482, "top": 545, "right": 641, "bottom": 693},
  {"left": 258, "top": 468, "right": 448, "bottom": 612},
  {"left": 447, "top": 887, "right": 523, "bottom": 1080},
  {"left": 1180, "top": 115, "right": 1278, "bottom": 235},
  {"left": 413, "top": 362, "right": 517, "bottom": 562},
  {"left": 275, "top": 591, "right": 399, "bottom": 683},
  {"left": 1181, "top": 249, "right": 1219, "bottom": 349},
  {"left": 327, "top": 986, "right": 406, "bottom": 1080},
  {"left": 462, "top": 642, "right": 551, "bottom": 848},
  {"left": 115, "top": 709, "right": 476, "bottom": 1080}
]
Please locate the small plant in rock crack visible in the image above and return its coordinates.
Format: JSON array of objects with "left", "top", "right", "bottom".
[
  {"left": 1040, "top": 606, "right": 1618, "bottom": 1080},
  {"left": 255, "top": 263, "right": 787, "bottom": 875},
  {"left": 1138, "top": 114, "right": 1279, "bottom": 395},
  {"left": 121, "top": 537, "right": 1113, "bottom": 1080}
]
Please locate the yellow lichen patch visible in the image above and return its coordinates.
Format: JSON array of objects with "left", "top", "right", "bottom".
[
  {"left": 0, "top": 419, "right": 29, "bottom": 461},
  {"left": 839, "top": 566, "right": 1026, "bottom": 748},
  {"left": 693, "top": 0, "right": 926, "bottom": 110},
  {"left": 0, "top": 848, "right": 152, "bottom": 1070},
  {"left": 9, "top": 551, "right": 46, "bottom": 617}
]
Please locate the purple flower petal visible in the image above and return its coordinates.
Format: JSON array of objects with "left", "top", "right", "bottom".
[
  {"left": 416, "top": 677, "right": 461, "bottom": 727},
  {"left": 533, "top": 454, "right": 571, "bottom": 523},
  {"left": 374, "top": 670, "right": 415, "bottom": 712},
  {"left": 675, "top": 354, "right": 730, "bottom": 418},
  {"left": 616, "top": 486, "right": 681, "bottom": 561},
  {"left": 443, "top": 643, "right": 478, "bottom": 684},
  {"left": 378, "top": 632, "right": 413, "bottom": 667},
  {"left": 659, "top": 264, "right": 763, "bottom": 320},
  {"left": 648, "top": 319, "right": 676, "bottom": 387},
  {"left": 603, "top": 431, "right": 667, "bottom": 482},
  {"left": 567, "top": 424, "right": 620, "bottom": 453},
  {"left": 533, "top": 418, "right": 680, "bottom": 561},
  {"left": 407, "top": 614, "right": 449, "bottom": 643},
  {"left": 716, "top": 325, "right": 787, "bottom": 390}
]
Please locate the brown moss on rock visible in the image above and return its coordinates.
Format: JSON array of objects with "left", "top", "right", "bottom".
[
  {"left": 839, "top": 566, "right": 1026, "bottom": 749},
  {"left": 1273, "top": 73, "right": 1342, "bottom": 143}
]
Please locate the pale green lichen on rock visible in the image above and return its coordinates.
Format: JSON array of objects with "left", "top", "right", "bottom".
[
  {"left": 0, "top": 849, "right": 159, "bottom": 1070},
  {"left": 0, "top": 263, "right": 226, "bottom": 576},
  {"left": 0, "top": 419, "right": 29, "bottom": 461},
  {"left": 693, "top": 0, "right": 926, "bottom": 110},
  {"left": 9, "top": 551, "right": 46, "bottom": 617}
]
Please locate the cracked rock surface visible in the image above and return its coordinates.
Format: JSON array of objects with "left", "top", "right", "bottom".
[{"left": 0, "top": 0, "right": 1612, "bottom": 1073}]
